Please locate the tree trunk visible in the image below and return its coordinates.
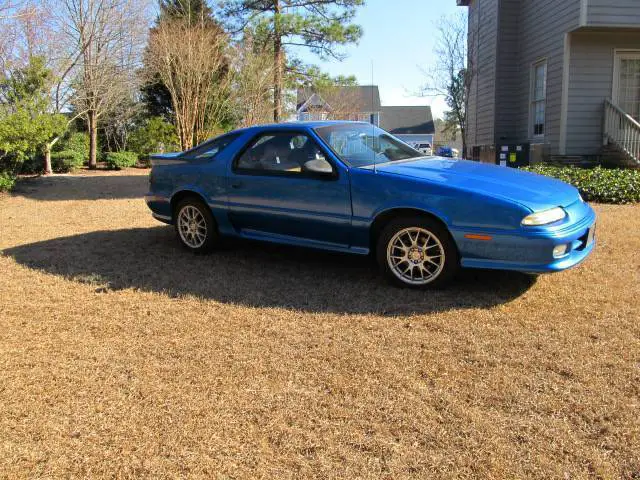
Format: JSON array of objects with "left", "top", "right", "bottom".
[
  {"left": 273, "top": 0, "right": 282, "bottom": 123},
  {"left": 462, "top": 134, "right": 467, "bottom": 159},
  {"left": 88, "top": 110, "right": 98, "bottom": 169},
  {"left": 44, "top": 136, "right": 60, "bottom": 175},
  {"left": 44, "top": 145, "right": 53, "bottom": 175}
]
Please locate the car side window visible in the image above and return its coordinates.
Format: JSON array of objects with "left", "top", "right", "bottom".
[{"left": 235, "top": 132, "right": 334, "bottom": 176}]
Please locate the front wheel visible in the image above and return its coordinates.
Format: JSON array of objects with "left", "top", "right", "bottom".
[
  {"left": 376, "top": 216, "right": 459, "bottom": 289},
  {"left": 174, "top": 197, "right": 218, "bottom": 253}
]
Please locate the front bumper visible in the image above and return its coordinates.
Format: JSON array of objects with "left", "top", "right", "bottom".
[{"left": 455, "top": 205, "right": 597, "bottom": 273}]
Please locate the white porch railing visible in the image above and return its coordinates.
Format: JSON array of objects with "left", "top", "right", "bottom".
[{"left": 604, "top": 99, "right": 640, "bottom": 163}]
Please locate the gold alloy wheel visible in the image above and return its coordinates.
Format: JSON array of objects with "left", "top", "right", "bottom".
[{"left": 386, "top": 227, "right": 446, "bottom": 285}]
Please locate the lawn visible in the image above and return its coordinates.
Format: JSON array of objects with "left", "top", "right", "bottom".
[{"left": 0, "top": 170, "right": 638, "bottom": 479}]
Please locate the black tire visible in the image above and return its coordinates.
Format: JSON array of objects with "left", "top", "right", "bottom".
[
  {"left": 173, "top": 197, "right": 219, "bottom": 253},
  {"left": 376, "top": 216, "right": 459, "bottom": 289}
]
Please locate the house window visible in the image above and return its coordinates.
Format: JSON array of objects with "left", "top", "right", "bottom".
[
  {"left": 531, "top": 60, "right": 547, "bottom": 137},
  {"left": 613, "top": 51, "right": 640, "bottom": 121}
]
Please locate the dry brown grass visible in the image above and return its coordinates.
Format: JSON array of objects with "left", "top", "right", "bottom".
[{"left": 0, "top": 170, "right": 639, "bottom": 479}]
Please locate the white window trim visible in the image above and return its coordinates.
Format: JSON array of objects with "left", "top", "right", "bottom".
[
  {"left": 612, "top": 49, "right": 640, "bottom": 107},
  {"left": 530, "top": 59, "right": 547, "bottom": 140}
]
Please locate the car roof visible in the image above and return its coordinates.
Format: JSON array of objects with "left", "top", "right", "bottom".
[
  {"left": 233, "top": 120, "right": 372, "bottom": 134},
  {"left": 187, "top": 121, "right": 377, "bottom": 154}
]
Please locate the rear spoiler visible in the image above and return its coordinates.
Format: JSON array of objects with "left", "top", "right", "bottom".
[{"left": 149, "top": 152, "right": 183, "bottom": 167}]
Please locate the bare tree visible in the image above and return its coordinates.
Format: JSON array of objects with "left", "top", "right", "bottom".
[
  {"left": 0, "top": 1, "right": 34, "bottom": 71},
  {"left": 0, "top": 0, "right": 33, "bottom": 27},
  {"left": 295, "top": 76, "right": 363, "bottom": 122},
  {"left": 145, "top": 16, "right": 232, "bottom": 150},
  {"left": 420, "top": 11, "right": 474, "bottom": 157},
  {"left": 231, "top": 36, "right": 274, "bottom": 128},
  {"left": 316, "top": 86, "right": 364, "bottom": 121},
  {"left": 55, "top": 0, "right": 148, "bottom": 168},
  {"left": 101, "top": 97, "right": 141, "bottom": 152}
]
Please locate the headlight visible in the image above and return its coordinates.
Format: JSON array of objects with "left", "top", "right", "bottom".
[{"left": 521, "top": 207, "right": 566, "bottom": 226}]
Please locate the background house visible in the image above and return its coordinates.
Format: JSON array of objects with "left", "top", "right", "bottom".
[
  {"left": 379, "top": 106, "right": 435, "bottom": 148},
  {"left": 296, "top": 86, "right": 381, "bottom": 125},
  {"left": 459, "top": 0, "right": 640, "bottom": 167},
  {"left": 296, "top": 86, "right": 435, "bottom": 147}
]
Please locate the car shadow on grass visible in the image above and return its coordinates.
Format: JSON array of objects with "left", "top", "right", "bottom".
[
  {"left": 12, "top": 174, "right": 147, "bottom": 201},
  {"left": 3, "top": 226, "right": 537, "bottom": 315}
]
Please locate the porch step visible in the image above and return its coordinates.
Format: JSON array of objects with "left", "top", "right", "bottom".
[
  {"left": 603, "top": 99, "right": 640, "bottom": 168},
  {"left": 600, "top": 142, "right": 640, "bottom": 169},
  {"left": 548, "top": 156, "right": 600, "bottom": 168}
]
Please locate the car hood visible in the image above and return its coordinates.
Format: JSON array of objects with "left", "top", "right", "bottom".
[{"left": 371, "top": 157, "right": 580, "bottom": 212}]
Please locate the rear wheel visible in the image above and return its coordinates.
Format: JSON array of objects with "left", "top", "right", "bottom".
[
  {"left": 376, "top": 216, "right": 459, "bottom": 288},
  {"left": 174, "top": 197, "right": 218, "bottom": 253}
]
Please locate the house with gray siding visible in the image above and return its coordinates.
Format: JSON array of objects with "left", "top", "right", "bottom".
[
  {"left": 458, "top": 0, "right": 640, "bottom": 167},
  {"left": 296, "top": 86, "right": 435, "bottom": 146}
]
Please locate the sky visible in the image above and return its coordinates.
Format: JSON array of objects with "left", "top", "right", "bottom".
[{"left": 293, "top": 0, "right": 462, "bottom": 119}]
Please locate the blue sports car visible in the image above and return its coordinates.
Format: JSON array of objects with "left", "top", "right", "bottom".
[{"left": 145, "top": 121, "right": 596, "bottom": 288}]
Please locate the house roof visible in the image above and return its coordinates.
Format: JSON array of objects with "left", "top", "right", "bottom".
[
  {"left": 379, "top": 106, "right": 435, "bottom": 135},
  {"left": 296, "top": 86, "right": 381, "bottom": 113}
]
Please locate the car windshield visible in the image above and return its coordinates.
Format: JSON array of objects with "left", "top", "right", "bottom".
[{"left": 314, "top": 124, "right": 423, "bottom": 168}]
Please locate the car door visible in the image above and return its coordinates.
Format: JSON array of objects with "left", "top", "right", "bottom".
[{"left": 227, "top": 130, "right": 352, "bottom": 247}]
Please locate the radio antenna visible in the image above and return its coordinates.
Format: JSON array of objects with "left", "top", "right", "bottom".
[{"left": 372, "top": 59, "right": 376, "bottom": 174}]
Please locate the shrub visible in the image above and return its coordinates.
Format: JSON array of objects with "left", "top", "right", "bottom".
[
  {"left": 18, "top": 132, "right": 90, "bottom": 175},
  {"left": 19, "top": 155, "right": 44, "bottom": 174},
  {"left": 0, "top": 171, "right": 16, "bottom": 192},
  {"left": 105, "top": 151, "right": 138, "bottom": 170},
  {"left": 128, "top": 117, "right": 180, "bottom": 161},
  {"left": 56, "top": 132, "right": 90, "bottom": 160},
  {"left": 521, "top": 165, "right": 640, "bottom": 204},
  {"left": 51, "top": 150, "right": 84, "bottom": 173}
]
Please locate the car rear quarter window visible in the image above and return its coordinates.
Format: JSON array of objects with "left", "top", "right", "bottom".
[{"left": 184, "top": 133, "right": 240, "bottom": 160}]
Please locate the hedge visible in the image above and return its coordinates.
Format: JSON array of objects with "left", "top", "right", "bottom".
[
  {"left": 105, "top": 151, "right": 138, "bottom": 170},
  {"left": 521, "top": 165, "right": 640, "bottom": 204}
]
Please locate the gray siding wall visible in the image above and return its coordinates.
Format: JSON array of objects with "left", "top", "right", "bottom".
[
  {"left": 504, "top": 0, "right": 580, "bottom": 154},
  {"left": 588, "top": 0, "right": 640, "bottom": 26},
  {"left": 465, "top": 0, "right": 581, "bottom": 155},
  {"left": 494, "top": 0, "right": 520, "bottom": 143},
  {"left": 566, "top": 30, "right": 640, "bottom": 156},
  {"left": 467, "top": 0, "right": 499, "bottom": 148},
  {"left": 466, "top": 0, "right": 478, "bottom": 148}
]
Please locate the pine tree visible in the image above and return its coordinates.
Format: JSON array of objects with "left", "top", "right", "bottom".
[
  {"left": 221, "top": 0, "right": 364, "bottom": 122},
  {"left": 158, "top": 0, "right": 214, "bottom": 24}
]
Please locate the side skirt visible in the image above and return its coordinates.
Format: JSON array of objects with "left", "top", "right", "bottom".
[{"left": 238, "top": 229, "right": 369, "bottom": 255}]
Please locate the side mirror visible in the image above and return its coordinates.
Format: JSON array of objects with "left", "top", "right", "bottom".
[{"left": 303, "top": 158, "right": 334, "bottom": 175}]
